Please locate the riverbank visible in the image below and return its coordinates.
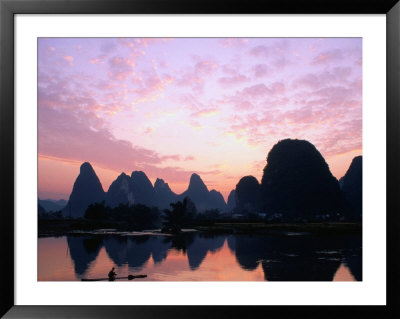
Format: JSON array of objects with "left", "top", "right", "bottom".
[
  {"left": 39, "top": 218, "right": 361, "bottom": 237},
  {"left": 195, "top": 222, "right": 362, "bottom": 235}
]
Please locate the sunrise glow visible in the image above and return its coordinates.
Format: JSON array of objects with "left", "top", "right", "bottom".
[{"left": 38, "top": 38, "right": 362, "bottom": 201}]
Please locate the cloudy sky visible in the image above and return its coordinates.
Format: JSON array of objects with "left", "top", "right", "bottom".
[{"left": 38, "top": 38, "right": 362, "bottom": 201}]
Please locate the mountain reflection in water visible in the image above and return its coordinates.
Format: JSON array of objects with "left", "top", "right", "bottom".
[{"left": 38, "top": 232, "right": 361, "bottom": 281}]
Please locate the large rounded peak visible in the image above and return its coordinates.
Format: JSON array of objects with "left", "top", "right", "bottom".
[
  {"left": 188, "top": 173, "right": 208, "bottom": 193},
  {"left": 350, "top": 155, "right": 362, "bottom": 168},
  {"left": 131, "top": 170, "right": 148, "bottom": 180},
  {"left": 261, "top": 139, "right": 342, "bottom": 218},
  {"left": 267, "top": 139, "right": 321, "bottom": 164},
  {"left": 80, "top": 162, "right": 95, "bottom": 175},
  {"left": 264, "top": 139, "right": 331, "bottom": 178},
  {"left": 235, "top": 176, "right": 261, "bottom": 213},
  {"left": 237, "top": 175, "right": 260, "bottom": 188}
]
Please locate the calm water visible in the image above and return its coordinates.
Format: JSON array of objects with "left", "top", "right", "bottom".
[{"left": 38, "top": 231, "right": 362, "bottom": 281}]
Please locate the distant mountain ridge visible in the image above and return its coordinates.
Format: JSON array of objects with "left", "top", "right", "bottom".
[
  {"left": 38, "top": 199, "right": 67, "bottom": 212},
  {"left": 53, "top": 139, "right": 361, "bottom": 221},
  {"left": 61, "top": 163, "right": 228, "bottom": 217}
]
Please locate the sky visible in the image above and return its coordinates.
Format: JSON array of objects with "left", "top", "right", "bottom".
[{"left": 38, "top": 38, "right": 362, "bottom": 201}]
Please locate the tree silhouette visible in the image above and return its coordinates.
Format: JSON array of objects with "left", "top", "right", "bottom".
[
  {"left": 162, "top": 197, "right": 196, "bottom": 233},
  {"left": 84, "top": 201, "right": 108, "bottom": 220}
]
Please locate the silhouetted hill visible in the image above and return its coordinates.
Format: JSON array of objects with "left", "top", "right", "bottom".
[
  {"left": 341, "top": 156, "right": 362, "bottom": 220},
  {"left": 261, "top": 139, "right": 343, "bottom": 220},
  {"left": 38, "top": 203, "right": 46, "bottom": 216},
  {"left": 105, "top": 173, "right": 133, "bottom": 208},
  {"left": 227, "top": 190, "right": 236, "bottom": 212},
  {"left": 180, "top": 173, "right": 227, "bottom": 212},
  {"left": 235, "top": 176, "right": 261, "bottom": 214},
  {"left": 38, "top": 199, "right": 67, "bottom": 212},
  {"left": 130, "top": 171, "right": 155, "bottom": 206},
  {"left": 188, "top": 173, "right": 208, "bottom": 194},
  {"left": 63, "top": 162, "right": 105, "bottom": 218},
  {"left": 153, "top": 178, "right": 178, "bottom": 209},
  {"left": 62, "top": 163, "right": 230, "bottom": 217},
  {"left": 209, "top": 190, "right": 227, "bottom": 211}
]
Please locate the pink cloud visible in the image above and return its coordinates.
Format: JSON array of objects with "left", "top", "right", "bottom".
[
  {"left": 130, "top": 73, "right": 174, "bottom": 103},
  {"left": 241, "top": 82, "right": 285, "bottom": 98},
  {"left": 235, "top": 101, "right": 254, "bottom": 111},
  {"left": 184, "top": 155, "right": 196, "bottom": 161},
  {"left": 177, "top": 94, "right": 206, "bottom": 111},
  {"left": 108, "top": 56, "right": 135, "bottom": 80},
  {"left": 293, "top": 67, "right": 353, "bottom": 90},
  {"left": 219, "top": 74, "right": 249, "bottom": 87},
  {"left": 38, "top": 71, "right": 131, "bottom": 121},
  {"left": 44, "top": 46, "right": 56, "bottom": 56},
  {"left": 250, "top": 45, "right": 274, "bottom": 57},
  {"left": 253, "top": 64, "right": 269, "bottom": 78},
  {"left": 191, "top": 108, "right": 219, "bottom": 118},
  {"left": 195, "top": 61, "right": 218, "bottom": 75},
  {"left": 175, "top": 60, "right": 217, "bottom": 93},
  {"left": 311, "top": 49, "right": 344, "bottom": 65},
  {"left": 219, "top": 38, "right": 248, "bottom": 48},
  {"left": 89, "top": 55, "right": 106, "bottom": 64},
  {"left": 160, "top": 154, "right": 181, "bottom": 162},
  {"left": 189, "top": 120, "right": 203, "bottom": 130},
  {"left": 63, "top": 56, "right": 74, "bottom": 66},
  {"left": 38, "top": 107, "right": 187, "bottom": 175},
  {"left": 250, "top": 40, "right": 289, "bottom": 57},
  {"left": 221, "top": 64, "right": 236, "bottom": 75},
  {"left": 176, "top": 73, "right": 204, "bottom": 93},
  {"left": 273, "top": 56, "right": 292, "bottom": 69}
]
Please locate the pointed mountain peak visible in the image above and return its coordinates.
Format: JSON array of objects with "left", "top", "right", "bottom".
[
  {"left": 63, "top": 162, "right": 105, "bottom": 218},
  {"left": 188, "top": 173, "right": 208, "bottom": 193},
  {"left": 154, "top": 178, "right": 171, "bottom": 192},
  {"left": 116, "top": 172, "right": 129, "bottom": 180},
  {"left": 80, "top": 162, "right": 95, "bottom": 174},
  {"left": 190, "top": 173, "right": 202, "bottom": 183},
  {"left": 131, "top": 170, "right": 153, "bottom": 187}
]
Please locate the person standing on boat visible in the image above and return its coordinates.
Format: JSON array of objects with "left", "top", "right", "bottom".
[{"left": 108, "top": 267, "right": 117, "bottom": 281}]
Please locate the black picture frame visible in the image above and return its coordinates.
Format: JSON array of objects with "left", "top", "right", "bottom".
[{"left": 1, "top": 0, "right": 399, "bottom": 318}]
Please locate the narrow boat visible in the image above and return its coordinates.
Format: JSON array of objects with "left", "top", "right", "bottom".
[{"left": 81, "top": 274, "right": 147, "bottom": 281}]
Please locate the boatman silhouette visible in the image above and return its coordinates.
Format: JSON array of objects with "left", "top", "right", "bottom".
[{"left": 108, "top": 267, "right": 117, "bottom": 281}]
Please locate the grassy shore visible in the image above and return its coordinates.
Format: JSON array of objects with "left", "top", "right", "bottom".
[
  {"left": 38, "top": 218, "right": 128, "bottom": 237},
  {"left": 39, "top": 218, "right": 361, "bottom": 237}
]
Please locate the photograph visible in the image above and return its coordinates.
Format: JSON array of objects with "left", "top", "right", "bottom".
[{"left": 37, "top": 37, "right": 362, "bottom": 282}]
